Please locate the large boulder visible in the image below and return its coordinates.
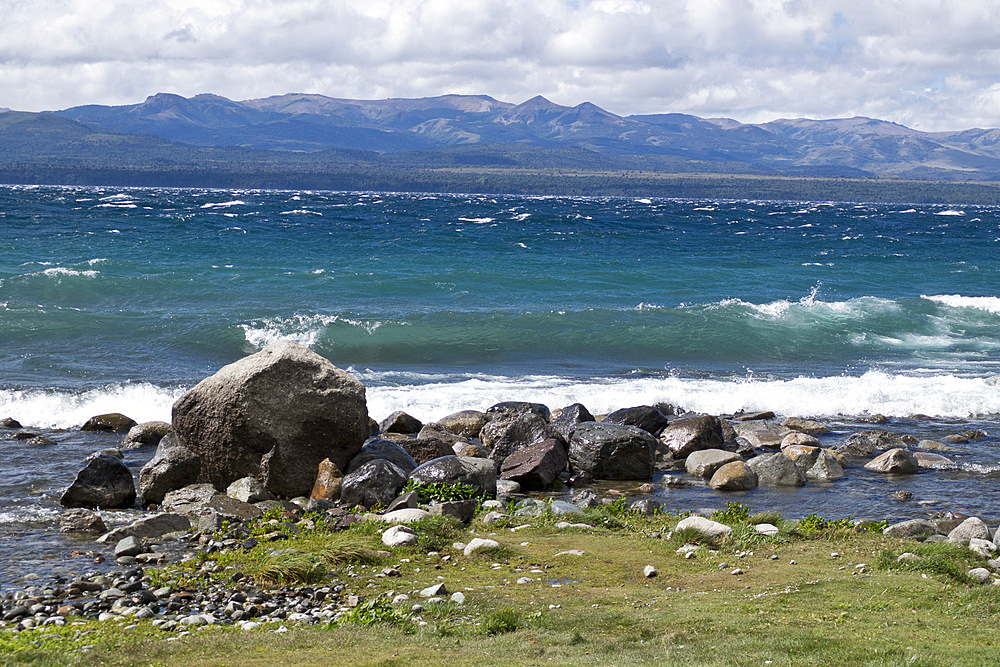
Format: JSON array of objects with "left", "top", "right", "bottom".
[
  {"left": 396, "top": 436, "right": 454, "bottom": 465},
  {"left": 379, "top": 411, "right": 423, "bottom": 434},
  {"left": 685, "top": 449, "right": 740, "bottom": 479},
  {"left": 746, "top": 453, "right": 806, "bottom": 486},
  {"left": 832, "top": 433, "right": 878, "bottom": 459},
  {"left": 81, "top": 413, "right": 137, "bottom": 433},
  {"left": 499, "top": 438, "right": 568, "bottom": 490},
  {"left": 659, "top": 416, "right": 724, "bottom": 458},
  {"left": 864, "top": 448, "right": 919, "bottom": 474},
  {"left": 569, "top": 422, "right": 655, "bottom": 481},
  {"left": 487, "top": 412, "right": 565, "bottom": 468},
  {"left": 948, "top": 517, "right": 992, "bottom": 543},
  {"left": 123, "top": 421, "right": 173, "bottom": 447},
  {"left": 347, "top": 438, "right": 418, "bottom": 474},
  {"left": 417, "top": 423, "right": 472, "bottom": 449},
  {"left": 486, "top": 401, "right": 551, "bottom": 422},
  {"left": 60, "top": 454, "right": 136, "bottom": 508},
  {"left": 603, "top": 406, "right": 669, "bottom": 436},
  {"left": 138, "top": 432, "right": 202, "bottom": 507},
  {"left": 551, "top": 403, "right": 595, "bottom": 441},
  {"left": 408, "top": 455, "right": 497, "bottom": 498},
  {"left": 171, "top": 340, "right": 369, "bottom": 498},
  {"left": 783, "top": 446, "right": 844, "bottom": 481},
  {"left": 340, "top": 460, "right": 408, "bottom": 509},
  {"left": 883, "top": 518, "right": 941, "bottom": 539}
]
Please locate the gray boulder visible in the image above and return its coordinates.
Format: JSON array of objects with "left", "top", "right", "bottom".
[
  {"left": 832, "top": 433, "right": 877, "bottom": 459},
  {"left": 97, "top": 513, "right": 191, "bottom": 543},
  {"left": 59, "top": 509, "right": 107, "bottom": 533},
  {"left": 746, "top": 453, "right": 806, "bottom": 486},
  {"left": 123, "top": 421, "right": 172, "bottom": 447},
  {"left": 171, "top": 340, "right": 369, "bottom": 498},
  {"left": 417, "top": 423, "right": 471, "bottom": 449},
  {"left": 60, "top": 454, "right": 136, "bottom": 508},
  {"left": 864, "top": 448, "right": 919, "bottom": 474},
  {"left": 396, "top": 436, "right": 454, "bottom": 465},
  {"left": 379, "top": 411, "right": 423, "bottom": 434},
  {"left": 685, "top": 449, "right": 740, "bottom": 479},
  {"left": 408, "top": 455, "right": 497, "bottom": 498},
  {"left": 499, "top": 438, "right": 568, "bottom": 490},
  {"left": 948, "top": 517, "right": 992, "bottom": 543},
  {"left": 676, "top": 516, "right": 732, "bottom": 537},
  {"left": 914, "top": 452, "right": 957, "bottom": 470},
  {"left": 551, "top": 403, "right": 595, "bottom": 442},
  {"left": 603, "top": 406, "right": 669, "bottom": 436},
  {"left": 786, "top": 447, "right": 844, "bottom": 481},
  {"left": 569, "top": 422, "right": 655, "bottom": 481},
  {"left": 435, "top": 410, "right": 489, "bottom": 438},
  {"left": 486, "top": 401, "right": 550, "bottom": 422},
  {"left": 226, "top": 477, "right": 275, "bottom": 504},
  {"left": 340, "top": 460, "right": 408, "bottom": 509},
  {"left": 488, "top": 412, "right": 565, "bottom": 468},
  {"left": 883, "top": 518, "right": 940, "bottom": 539},
  {"left": 659, "top": 415, "right": 724, "bottom": 458},
  {"left": 138, "top": 432, "right": 202, "bottom": 507},
  {"left": 347, "top": 438, "right": 418, "bottom": 475}
]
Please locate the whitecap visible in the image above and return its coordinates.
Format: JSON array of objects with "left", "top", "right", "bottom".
[
  {"left": 40, "top": 267, "right": 98, "bottom": 278},
  {"left": 0, "top": 383, "right": 186, "bottom": 429},
  {"left": 200, "top": 200, "right": 246, "bottom": 209},
  {"left": 921, "top": 294, "right": 1000, "bottom": 315},
  {"left": 280, "top": 209, "right": 323, "bottom": 216}
]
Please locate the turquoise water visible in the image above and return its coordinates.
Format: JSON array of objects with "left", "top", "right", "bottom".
[{"left": 1, "top": 184, "right": 999, "bottom": 589}]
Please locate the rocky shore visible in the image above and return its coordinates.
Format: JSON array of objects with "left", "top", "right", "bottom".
[{"left": 2, "top": 340, "right": 998, "bottom": 635}]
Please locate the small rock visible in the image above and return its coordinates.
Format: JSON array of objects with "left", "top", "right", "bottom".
[
  {"left": 419, "top": 583, "right": 448, "bottom": 598},
  {"left": 381, "top": 525, "right": 418, "bottom": 548},
  {"left": 643, "top": 565, "right": 657, "bottom": 578},
  {"left": 464, "top": 538, "right": 501, "bottom": 557}
]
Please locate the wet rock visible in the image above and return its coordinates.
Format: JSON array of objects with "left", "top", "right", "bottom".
[
  {"left": 408, "top": 455, "right": 497, "bottom": 498},
  {"left": 685, "top": 449, "right": 740, "bottom": 479},
  {"left": 435, "top": 410, "right": 489, "bottom": 438},
  {"left": 486, "top": 401, "right": 550, "bottom": 422},
  {"left": 746, "top": 453, "right": 806, "bottom": 486},
  {"left": 123, "top": 421, "right": 172, "bottom": 447},
  {"left": 913, "top": 452, "right": 957, "bottom": 470},
  {"left": 1, "top": 417, "right": 22, "bottom": 428},
  {"left": 227, "top": 477, "right": 275, "bottom": 504},
  {"left": 603, "top": 406, "right": 669, "bottom": 436},
  {"left": 82, "top": 413, "right": 137, "bottom": 433},
  {"left": 732, "top": 422, "right": 786, "bottom": 449},
  {"left": 97, "top": 513, "right": 191, "bottom": 543},
  {"left": 487, "top": 413, "right": 565, "bottom": 468},
  {"left": 569, "top": 422, "right": 656, "bottom": 481},
  {"left": 551, "top": 403, "right": 595, "bottom": 442},
  {"left": 864, "top": 448, "right": 919, "bottom": 474},
  {"left": 781, "top": 417, "right": 829, "bottom": 435},
  {"left": 60, "top": 454, "right": 136, "bottom": 509},
  {"left": 499, "top": 438, "right": 567, "bottom": 490},
  {"left": 309, "top": 458, "right": 344, "bottom": 501},
  {"left": 171, "top": 340, "right": 369, "bottom": 498},
  {"left": 784, "top": 446, "right": 844, "bottom": 481},
  {"left": 340, "top": 460, "right": 408, "bottom": 509},
  {"left": 832, "top": 433, "right": 877, "bottom": 459},
  {"left": 137, "top": 432, "right": 202, "bottom": 508},
  {"left": 59, "top": 509, "right": 107, "bottom": 533},
  {"left": 780, "top": 432, "right": 821, "bottom": 449},
  {"left": 659, "top": 416, "right": 724, "bottom": 458},
  {"left": 347, "top": 438, "right": 418, "bottom": 475},
  {"left": 733, "top": 411, "right": 775, "bottom": 421},
  {"left": 891, "top": 490, "right": 914, "bottom": 501},
  {"left": 417, "top": 423, "right": 472, "bottom": 450},
  {"left": 710, "top": 461, "right": 758, "bottom": 491},
  {"left": 397, "top": 436, "right": 454, "bottom": 466}
]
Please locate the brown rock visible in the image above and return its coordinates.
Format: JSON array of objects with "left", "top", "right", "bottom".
[
  {"left": 709, "top": 461, "right": 758, "bottom": 491},
  {"left": 864, "top": 448, "right": 919, "bottom": 474},
  {"left": 81, "top": 413, "right": 137, "bottom": 432},
  {"left": 311, "top": 458, "right": 344, "bottom": 500}
]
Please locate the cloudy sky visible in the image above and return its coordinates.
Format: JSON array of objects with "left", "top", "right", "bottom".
[{"left": 2, "top": 0, "right": 999, "bottom": 131}]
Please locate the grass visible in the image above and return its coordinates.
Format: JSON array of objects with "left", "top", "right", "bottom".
[{"left": 5, "top": 504, "right": 999, "bottom": 666}]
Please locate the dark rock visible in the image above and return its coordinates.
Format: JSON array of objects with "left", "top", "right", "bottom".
[
  {"left": 309, "top": 459, "right": 343, "bottom": 500},
  {"left": 1, "top": 417, "right": 22, "bottom": 428},
  {"left": 745, "top": 453, "right": 806, "bottom": 486},
  {"left": 709, "top": 461, "right": 758, "bottom": 491},
  {"left": 781, "top": 417, "right": 829, "bottom": 435},
  {"left": 859, "top": 430, "right": 910, "bottom": 450},
  {"left": 409, "top": 455, "right": 497, "bottom": 498},
  {"left": 137, "top": 432, "right": 202, "bottom": 508},
  {"left": 171, "top": 340, "right": 369, "bottom": 498},
  {"left": 347, "top": 438, "right": 418, "bottom": 475},
  {"left": 59, "top": 509, "right": 107, "bottom": 533},
  {"left": 60, "top": 454, "right": 136, "bottom": 508},
  {"left": 379, "top": 411, "right": 423, "bottom": 434},
  {"left": 436, "top": 410, "right": 489, "bottom": 438},
  {"left": 603, "top": 406, "right": 669, "bottom": 436},
  {"left": 486, "top": 401, "right": 550, "bottom": 422},
  {"left": 733, "top": 411, "right": 775, "bottom": 421},
  {"left": 499, "top": 438, "right": 568, "bottom": 490},
  {"left": 864, "top": 448, "right": 919, "bottom": 474},
  {"left": 658, "top": 415, "right": 724, "bottom": 458},
  {"left": 568, "top": 422, "right": 656, "bottom": 481},
  {"left": 123, "top": 421, "right": 172, "bottom": 447},
  {"left": 429, "top": 500, "right": 477, "bottom": 523},
  {"left": 114, "top": 536, "right": 144, "bottom": 559},
  {"left": 385, "top": 491, "right": 421, "bottom": 512},
  {"left": 551, "top": 403, "right": 595, "bottom": 441},
  {"left": 832, "top": 433, "right": 877, "bottom": 459},
  {"left": 340, "top": 460, "right": 408, "bottom": 509},
  {"left": 98, "top": 513, "right": 191, "bottom": 543},
  {"left": 81, "top": 413, "right": 137, "bottom": 432},
  {"left": 397, "top": 436, "right": 454, "bottom": 466},
  {"left": 488, "top": 413, "right": 565, "bottom": 468},
  {"left": 26, "top": 435, "right": 56, "bottom": 445}
]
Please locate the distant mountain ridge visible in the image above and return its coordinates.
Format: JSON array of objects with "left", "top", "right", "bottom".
[{"left": 42, "top": 92, "right": 1000, "bottom": 179}]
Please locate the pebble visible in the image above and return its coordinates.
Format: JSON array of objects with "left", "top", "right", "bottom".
[{"left": 643, "top": 565, "right": 658, "bottom": 578}]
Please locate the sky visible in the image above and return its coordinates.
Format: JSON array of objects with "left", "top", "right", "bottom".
[{"left": 2, "top": 0, "right": 1000, "bottom": 131}]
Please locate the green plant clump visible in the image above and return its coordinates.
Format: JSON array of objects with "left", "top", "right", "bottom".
[{"left": 402, "top": 480, "right": 481, "bottom": 503}]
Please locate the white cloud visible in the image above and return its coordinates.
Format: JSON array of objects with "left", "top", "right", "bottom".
[{"left": 2, "top": 0, "right": 1000, "bottom": 130}]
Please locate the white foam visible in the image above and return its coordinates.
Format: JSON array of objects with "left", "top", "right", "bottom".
[
  {"left": 201, "top": 200, "right": 246, "bottom": 209},
  {"left": 240, "top": 315, "right": 385, "bottom": 349},
  {"left": 935, "top": 209, "right": 965, "bottom": 216},
  {"left": 39, "top": 267, "right": 98, "bottom": 278},
  {"left": 0, "top": 383, "right": 186, "bottom": 429},
  {"left": 360, "top": 370, "right": 1000, "bottom": 422},
  {"left": 922, "top": 294, "right": 1000, "bottom": 315},
  {"left": 280, "top": 209, "right": 322, "bottom": 216},
  {"left": 457, "top": 217, "right": 494, "bottom": 224}
]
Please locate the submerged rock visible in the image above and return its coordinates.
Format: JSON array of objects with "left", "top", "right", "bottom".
[
  {"left": 864, "top": 448, "right": 919, "bottom": 474},
  {"left": 746, "top": 453, "right": 806, "bottom": 486}
]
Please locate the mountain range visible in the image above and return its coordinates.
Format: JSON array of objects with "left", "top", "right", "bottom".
[{"left": 5, "top": 92, "right": 1000, "bottom": 201}]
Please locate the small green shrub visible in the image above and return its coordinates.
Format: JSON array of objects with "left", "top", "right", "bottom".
[
  {"left": 480, "top": 607, "right": 540, "bottom": 636},
  {"left": 874, "top": 542, "right": 978, "bottom": 585},
  {"left": 402, "top": 480, "right": 481, "bottom": 503},
  {"left": 338, "top": 597, "right": 414, "bottom": 632},
  {"left": 711, "top": 502, "right": 752, "bottom": 525},
  {"left": 411, "top": 514, "right": 463, "bottom": 552}
]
